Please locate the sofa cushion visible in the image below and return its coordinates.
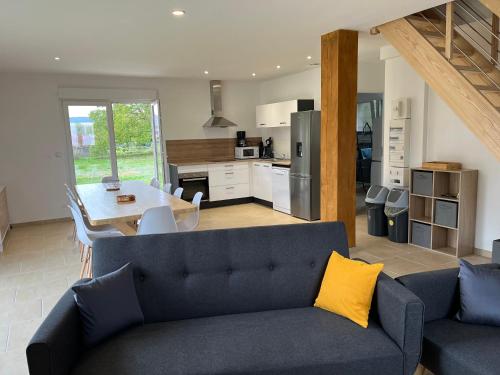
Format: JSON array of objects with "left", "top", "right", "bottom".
[
  {"left": 422, "top": 318, "right": 500, "bottom": 375},
  {"left": 72, "top": 263, "right": 144, "bottom": 347},
  {"left": 456, "top": 259, "right": 500, "bottom": 326},
  {"left": 71, "top": 307, "right": 403, "bottom": 375}
]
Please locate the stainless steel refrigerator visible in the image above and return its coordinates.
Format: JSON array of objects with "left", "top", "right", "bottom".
[{"left": 290, "top": 110, "right": 321, "bottom": 221}]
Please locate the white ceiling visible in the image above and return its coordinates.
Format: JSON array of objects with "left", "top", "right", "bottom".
[{"left": 0, "top": 0, "right": 446, "bottom": 80}]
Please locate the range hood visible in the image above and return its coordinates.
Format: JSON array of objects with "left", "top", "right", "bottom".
[{"left": 203, "top": 80, "right": 237, "bottom": 128}]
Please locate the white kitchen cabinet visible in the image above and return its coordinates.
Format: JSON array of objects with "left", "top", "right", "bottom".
[
  {"left": 256, "top": 99, "right": 314, "bottom": 128},
  {"left": 252, "top": 162, "right": 273, "bottom": 202},
  {"left": 208, "top": 162, "right": 250, "bottom": 201},
  {"left": 210, "top": 184, "right": 250, "bottom": 202}
]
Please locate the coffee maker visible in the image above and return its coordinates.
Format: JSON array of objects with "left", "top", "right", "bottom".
[
  {"left": 236, "top": 131, "right": 247, "bottom": 147},
  {"left": 262, "top": 137, "right": 274, "bottom": 159}
]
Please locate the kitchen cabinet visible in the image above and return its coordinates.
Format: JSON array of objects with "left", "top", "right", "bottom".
[
  {"left": 256, "top": 99, "right": 314, "bottom": 128},
  {"left": 0, "top": 186, "right": 10, "bottom": 252},
  {"left": 252, "top": 162, "right": 273, "bottom": 202},
  {"left": 208, "top": 162, "right": 250, "bottom": 201}
]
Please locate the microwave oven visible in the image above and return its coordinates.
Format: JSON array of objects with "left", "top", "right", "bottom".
[{"left": 235, "top": 146, "right": 259, "bottom": 159}]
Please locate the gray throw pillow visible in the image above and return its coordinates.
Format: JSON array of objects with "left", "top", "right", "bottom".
[
  {"left": 72, "top": 263, "right": 144, "bottom": 346},
  {"left": 456, "top": 260, "right": 500, "bottom": 327}
]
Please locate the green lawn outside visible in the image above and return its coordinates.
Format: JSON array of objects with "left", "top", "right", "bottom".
[{"left": 74, "top": 152, "right": 156, "bottom": 185}]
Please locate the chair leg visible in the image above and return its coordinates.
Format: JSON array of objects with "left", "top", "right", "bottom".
[
  {"left": 87, "top": 247, "right": 93, "bottom": 278},
  {"left": 79, "top": 242, "right": 84, "bottom": 262},
  {"left": 79, "top": 246, "right": 88, "bottom": 279},
  {"left": 72, "top": 224, "right": 76, "bottom": 241}
]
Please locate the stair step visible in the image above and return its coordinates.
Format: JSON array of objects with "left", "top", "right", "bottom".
[
  {"left": 450, "top": 55, "right": 496, "bottom": 72},
  {"left": 462, "top": 70, "right": 500, "bottom": 87},
  {"left": 481, "top": 90, "right": 500, "bottom": 108},
  {"left": 407, "top": 15, "right": 445, "bottom": 33},
  {"left": 421, "top": 31, "right": 445, "bottom": 38}
]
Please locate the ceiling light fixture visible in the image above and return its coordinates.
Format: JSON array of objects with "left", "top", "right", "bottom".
[
  {"left": 307, "top": 55, "right": 312, "bottom": 60},
  {"left": 252, "top": 73, "right": 256, "bottom": 77},
  {"left": 204, "top": 70, "right": 209, "bottom": 75},
  {"left": 54, "top": 56, "right": 61, "bottom": 61},
  {"left": 171, "top": 9, "right": 185, "bottom": 16},
  {"left": 276, "top": 65, "right": 281, "bottom": 69}
]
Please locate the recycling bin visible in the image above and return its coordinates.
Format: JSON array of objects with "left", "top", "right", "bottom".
[
  {"left": 385, "top": 188, "right": 409, "bottom": 243},
  {"left": 365, "top": 185, "right": 390, "bottom": 236}
]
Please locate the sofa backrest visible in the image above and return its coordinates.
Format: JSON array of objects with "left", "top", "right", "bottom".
[
  {"left": 92, "top": 222, "right": 348, "bottom": 323},
  {"left": 397, "top": 263, "right": 500, "bottom": 322}
]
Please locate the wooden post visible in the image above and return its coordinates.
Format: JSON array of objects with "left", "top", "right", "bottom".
[
  {"left": 492, "top": 14, "right": 499, "bottom": 64},
  {"left": 445, "top": 2, "right": 454, "bottom": 60},
  {"left": 320, "top": 30, "right": 358, "bottom": 247}
]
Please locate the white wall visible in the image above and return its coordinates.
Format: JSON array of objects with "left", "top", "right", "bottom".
[
  {"left": 0, "top": 73, "right": 259, "bottom": 223},
  {"left": 257, "top": 62, "right": 385, "bottom": 156},
  {"left": 381, "top": 47, "right": 500, "bottom": 252}
]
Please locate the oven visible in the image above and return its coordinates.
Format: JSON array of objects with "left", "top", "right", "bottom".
[{"left": 178, "top": 172, "right": 209, "bottom": 202}]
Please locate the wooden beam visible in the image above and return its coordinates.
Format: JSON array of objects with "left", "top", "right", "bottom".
[
  {"left": 320, "top": 30, "right": 358, "bottom": 247},
  {"left": 492, "top": 14, "right": 499, "bottom": 64},
  {"left": 379, "top": 18, "right": 500, "bottom": 160},
  {"left": 445, "top": 2, "right": 454, "bottom": 60}
]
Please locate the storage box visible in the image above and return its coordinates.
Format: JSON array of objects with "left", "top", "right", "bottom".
[
  {"left": 412, "top": 170, "right": 433, "bottom": 196},
  {"left": 412, "top": 221, "right": 432, "bottom": 248},
  {"left": 435, "top": 200, "right": 458, "bottom": 228}
]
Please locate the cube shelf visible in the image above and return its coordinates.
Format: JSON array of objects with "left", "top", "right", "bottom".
[{"left": 409, "top": 167, "right": 478, "bottom": 257}]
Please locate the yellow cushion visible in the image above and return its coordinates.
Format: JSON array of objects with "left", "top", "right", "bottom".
[{"left": 314, "top": 251, "right": 384, "bottom": 328}]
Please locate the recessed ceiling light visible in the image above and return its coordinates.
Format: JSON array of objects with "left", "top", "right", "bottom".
[
  {"left": 171, "top": 9, "right": 185, "bottom": 16},
  {"left": 307, "top": 55, "right": 312, "bottom": 60},
  {"left": 252, "top": 73, "right": 256, "bottom": 77},
  {"left": 204, "top": 70, "right": 209, "bottom": 75},
  {"left": 54, "top": 56, "right": 61, "bottom": 61},
  {"left": 276, "top": 65, "right": 281, "bottom": 69}
]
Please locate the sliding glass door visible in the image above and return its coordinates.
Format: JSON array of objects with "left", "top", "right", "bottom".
[{"left": 64, "top": 100, "right": 165, "bottom": 185}]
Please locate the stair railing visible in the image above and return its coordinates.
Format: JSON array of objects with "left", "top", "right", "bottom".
[{"left": 413, "top": 1, "right": 500, "bottom": 91}]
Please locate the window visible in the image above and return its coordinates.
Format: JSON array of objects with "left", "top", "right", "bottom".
[{"left": 64, "top": 100, "right": 164, "bottom": 185}]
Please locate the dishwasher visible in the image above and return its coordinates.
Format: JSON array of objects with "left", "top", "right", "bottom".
[{"left": 272, "top": 166, "right": 291, "bottom": 214}]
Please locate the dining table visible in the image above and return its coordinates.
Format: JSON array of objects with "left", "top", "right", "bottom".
[{"left": 75, "top": 180, "right": 196, "bottom": 235}]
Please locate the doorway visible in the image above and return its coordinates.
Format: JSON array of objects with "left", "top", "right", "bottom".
[{"left": 63, "top": 100, "right": 165, "bottom": 185}]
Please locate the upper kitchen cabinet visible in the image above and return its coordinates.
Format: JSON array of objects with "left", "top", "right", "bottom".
[{"left": 256, "top": 99, "right": 314, "bottom": 128}]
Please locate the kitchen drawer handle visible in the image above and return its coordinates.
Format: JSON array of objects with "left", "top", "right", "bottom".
[
  {"left": 224, "top": 164, "right": 234, "bottom": 167},
  {"left": 225, "top": 172, "right": 234, "bottom": 175},
  {"left": 279, "top": 122, "right": 287, "bottom": 125},
  {"left": 225, "top": 186, "right": 235, "bottom": 190},
  {"left": 259, "top": 123, "right": 266, "bottom": 126},
  {"left": 262, "top": 165, "right": 270, "bottom": 168}
]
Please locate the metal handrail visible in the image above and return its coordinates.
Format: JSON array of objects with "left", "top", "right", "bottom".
[
  {"left": 457, "top": 0, "right": 496, "bottom": 32},
  {"left": 434, "top": 6, "right": 499, "bottom": 65},
  {"left": 416, "top": 12, "right": 500, "bottom": 90},
  {"left": 437, "top": 7, "right": 500, "bottom": 63}
]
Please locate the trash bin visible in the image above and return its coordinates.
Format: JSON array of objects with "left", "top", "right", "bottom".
[
  {"left": 365, "top": 185, "right": 390, "bottom": 236},
  {"left": 384, "top": 188, "right": 409, "bottom": 243}
]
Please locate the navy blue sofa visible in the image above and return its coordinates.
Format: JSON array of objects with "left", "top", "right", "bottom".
[
  {"left": 397, "top": 264, "right": 500, "bottom": 375},
  {"left": 27, "top": 222, "right": 424, "bottom": 375}
]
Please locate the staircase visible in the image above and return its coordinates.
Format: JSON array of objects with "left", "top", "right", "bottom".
[{"left": 378, "top": 0, "right": 500, "bottom": 160}]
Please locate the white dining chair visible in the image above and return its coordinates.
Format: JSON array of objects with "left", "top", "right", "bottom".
[
  {"left": 101, "top": 176, "right": 118, "bottom": 183},
  {"left": 177, "top": 192, "right": 203, "bottom": 232},
  {"left": 150, "top": 177, "right": 160, "bottom": 189},
  {"left": 173, "top": 187, "right": 184, "bottom": 198},
  {"left": 68, "top": 205, "right": 123, "bottom": 279},
  {"left": 137, "top": 206, "right": 178, "bottom": 235},
  {"left": 163, "top": 182, "right": 172, "bottom": 194}
]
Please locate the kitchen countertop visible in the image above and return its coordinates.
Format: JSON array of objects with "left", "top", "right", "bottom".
[{"left": 169, "top": 159, "right": 291, "bottom": 167}]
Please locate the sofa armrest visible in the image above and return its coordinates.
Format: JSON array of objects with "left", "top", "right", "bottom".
[
  {"left": 374, "top": 273, "right": 424, "bottom": 375},
  {"left": 26, "top": 282, "right": 86, "bottom": 375},
  {"left": 396, "top": 268, "right": 460, "bottom": 323}
]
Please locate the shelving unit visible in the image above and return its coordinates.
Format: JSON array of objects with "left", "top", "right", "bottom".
[{"left": 408, "top": 168, "right": 478, "bottom": 257}]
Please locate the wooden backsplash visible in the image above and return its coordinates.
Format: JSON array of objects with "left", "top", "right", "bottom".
[{"left": 166, "top": 137, "right": 262, "bottom": 164}]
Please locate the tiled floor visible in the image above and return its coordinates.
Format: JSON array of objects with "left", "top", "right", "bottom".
[{"left": 0, "top": 203, "right": 489, "bottom": 374}]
